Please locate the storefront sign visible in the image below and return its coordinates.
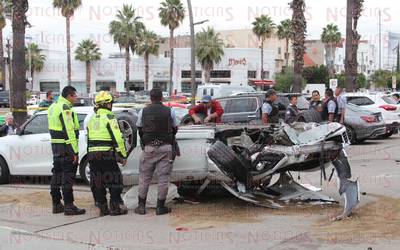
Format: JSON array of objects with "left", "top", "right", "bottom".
[{"left": 228, "top": 58, "right": 247, "bottom": 66}]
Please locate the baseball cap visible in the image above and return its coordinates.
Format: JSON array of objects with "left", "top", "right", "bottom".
[{"left": 201, "top": 95, "right": 212, "bottom": 103}]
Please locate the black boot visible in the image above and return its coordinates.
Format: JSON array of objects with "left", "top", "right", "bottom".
[
  {"left": 52, "top": 201, "right": 64, "bottom": 214},
  {"left": 134, "top": 197, "right": 146, "bottom": 215},
  {"left": 98, "top": 202, "right": 109, "bottom": 216},
  {"left": 156, "top": 199, "right": 171, "bottom": 215},
  {"left": 110, "top": 202, "right": 128, "bottom": 216},
  {"left": 64, "top": 204, "right": 86, "bottom": 216}
]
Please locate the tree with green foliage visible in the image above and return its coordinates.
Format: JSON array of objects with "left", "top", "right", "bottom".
[
  {"left": 275, "top": 67, "right": 305, "bottom": 92},
  {"left": 26, "top": 43, "right": 46, "bottom": 89},
  {"left": 370, "top": 70, "right": 392, "bottom": 89},
  {"left": 252, "top": 15, "right": 275, "bottom": 82},
  {"left": 109, "top": 5, "right": 144, "bottom": 94},
  {"left": 277, "top": 19, "right": 292, "bottom": 68},
  {"left": 302, "top": 65, "right": 329, "bottom": 85},
  {"left": 337, "top": 72, "right": 368, "bottom": 89},
  {"left": 159, "top": 0, "right": 185, "bottom": 94},
  {"left": 53, "top": 0, "right": 82, "bottom": 85},
  {"left": 321, "top": 23, "right": 341, "bottom": 77},
  {"left": 137, "top": 30, "right": 160, "bottom": 91},
  {"left": 195, "top": 27, "right": 224, "bottom": 83},
  {"left": 75, "top": 39, "right": 101, "bottom": 93}
]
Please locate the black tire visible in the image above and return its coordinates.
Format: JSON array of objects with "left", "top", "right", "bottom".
[
  {"left": 346, "top": 126, "right": 357, "bottom": 144},
  {"left": 180, "top": 113, "right": 206, "bottom": 125},
  {"left": 79, "top": 157, "right": 90, "bottom": 185},
  {"left": 207, "top": 141, "right": 249, "bottom": 184},
  {"left": 0, "top": 156, "right": 10, "bottom": 184},
  {"left": 116, "top": 113, "right": 137, "bottom": 156}
]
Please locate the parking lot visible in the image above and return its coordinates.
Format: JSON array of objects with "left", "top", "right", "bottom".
[{"left": 0, "top": 134, "right": 399, "bottom": 250}]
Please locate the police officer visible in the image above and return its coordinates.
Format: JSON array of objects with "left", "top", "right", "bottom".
[
  {"left": 87, "top": 91, "right": 128, "bottom": 216},
  {"left": 285, "top": 95, "right": 300, "bottom": 124},
  {"left": 262, "top": 89, "right": 279, "bottom": 124},
  {"left": 321, "top": 88, "right": 338, "bottom": 122},
  {"left": 48, "top": 86, "right": 85, "bottom": 215},
  {"left": 135, "top": 88, "right": 179, "bottom": 215}
]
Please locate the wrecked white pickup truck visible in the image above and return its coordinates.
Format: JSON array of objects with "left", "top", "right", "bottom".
[{"left": 123, "top": 122, "right": 360, "bottom": 219}]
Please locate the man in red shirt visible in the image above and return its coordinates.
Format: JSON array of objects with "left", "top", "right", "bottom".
[{"left": 189, "top": 95, "right": 224, "bottom": 124}]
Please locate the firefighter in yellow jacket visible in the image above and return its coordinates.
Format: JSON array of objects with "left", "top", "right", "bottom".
[
  {"left": 48, "top": 86, "right": 86, "bottom": 215},
  {"left": 87, "top": 91, "right": 128, "bottom": 216}
]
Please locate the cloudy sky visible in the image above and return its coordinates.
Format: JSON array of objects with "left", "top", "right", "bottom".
[{"left": 3, "top": 0, "right": 398, "bottom": 56}]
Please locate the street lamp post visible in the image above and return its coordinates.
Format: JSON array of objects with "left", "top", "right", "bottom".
[{"left": 187, "top": 0, "right": 208, "bottom": 106}]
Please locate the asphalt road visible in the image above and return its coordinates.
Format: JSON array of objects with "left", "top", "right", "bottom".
[{"left": 0, "top": 135, "right": 400, "bottom": 250}]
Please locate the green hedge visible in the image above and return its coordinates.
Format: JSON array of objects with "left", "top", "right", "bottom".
[{"left": 0, "top": 115, "right": 4, "bottom": 124}]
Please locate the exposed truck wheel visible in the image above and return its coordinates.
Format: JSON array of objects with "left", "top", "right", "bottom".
[
  {"left": 0, "top": 156, "right": 10, "bottom": 184},
  {"left": 180, "top": 113, "right": 206, "bottom": 125},
  {"left": 116, "top": 113, "right": 137, "bottom": 156},
  {"left": 207, "top": 141, "right": 249, "bottom": 184}
]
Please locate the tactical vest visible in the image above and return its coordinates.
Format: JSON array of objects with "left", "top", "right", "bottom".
[
  {"left": 142, "top": 103, "right": 174, "bottom": 145},
  {"left": 321, "top": 97, "right": 338, "bottom": 121},
  {"left": 266, "top": 100, "right": 279, "bottom": 123},
  {"left": 285, "top": 104, "right": 299, "bottom": 124}
]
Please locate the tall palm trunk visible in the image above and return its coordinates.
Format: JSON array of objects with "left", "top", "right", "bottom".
[
  {"left": 11, "top": 0, "right": 27, "bottom": 125},
  {"left": 144, "top": 52, "right": 149, "bottom": 91},
  {"left": 204, "top": 64, "right": 211, "bottom": 83},
  {"left": 66, "top": 15, "right": 72, "bottom": 85},
  {"left": 169, "top": 29, "right": 174, "bottom": 95},
  {"left": 0, "top": 29, "right": 5, "bottom": 90},
  {"left": 285, "top": 38, "right": 290, "bottom": 68},
  {"left": 260, "top": 38, "right": 264, "bottom": 81},
  {"left": 125, "top": 46, "right": 130, "bottom": 94},
  {"left": 291, "top": 0, "right": 306, "bottom": 93},
  {"left": 85, "top": 61, "right": 91, "bottom": 94},
  {"left": 345, "top": 0, "right": 353, "bottom": 92}
]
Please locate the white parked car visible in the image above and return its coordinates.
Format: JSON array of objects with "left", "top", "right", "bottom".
[
  {"left": 344, "top": 93, "right": 400, "bottom": 137},
  {"left": 0, "top": 107, "right": 138, "bottom": 184}
]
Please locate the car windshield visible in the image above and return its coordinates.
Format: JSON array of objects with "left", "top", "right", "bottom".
[{"left": 382, "top": 96, "right": 398, "bottom": 105}]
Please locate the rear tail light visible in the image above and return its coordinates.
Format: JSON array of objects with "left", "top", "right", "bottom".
[
  {"left": 361, "top": 115, "right": 377, "bottom": 123},
  {"left": 379, "top": 105, "right": 397, "bottom": 111}
]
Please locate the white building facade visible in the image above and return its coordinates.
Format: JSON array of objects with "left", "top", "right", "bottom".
[{"left": 31, "top": 48, "right": 276, "bottom": 94}]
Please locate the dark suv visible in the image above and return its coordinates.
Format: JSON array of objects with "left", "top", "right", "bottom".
[
  {"left": 0, "top": 91, "right": 9, "bottom": 108},
  {"left": 217, "top": 93, "right": 309, "bottom": 124}
]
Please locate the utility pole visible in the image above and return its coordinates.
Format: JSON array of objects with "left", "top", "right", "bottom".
[
  {"left": 379, "top": 10, "right": 382, "bottom": 70},
  {"left": 6, "top": 38, "right": 11, "bottom": 89},
  {"left": 396, "top": 43, "right": 400, "bottom": 73},
  {"left": 187, "top": 0, "right": 196, "bottom": 107}
]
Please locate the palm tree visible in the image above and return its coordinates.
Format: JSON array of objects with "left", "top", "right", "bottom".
[
  {"left": 252, "top": 15, "right": 275, "bottom": 82},
  {"left": 321, "top": 23, "right": 341, "bottom": 78},
  {"left": 0, "top": 0, "right": 11, "bottom": 90},
  {"left": 74, "top": 39, "right": 101, "bottom": 94},
  {"left": 137, "top": 30, "right": 160, "bottom": 91},
  {"left": 53, "top": 0, "right": 82, "bottom": 86},
  {"left": 195, "top": 27, "right": 224, "bottom": 83},
  {"left": 290, "top": 0, "right": 307, "bottom": 93},
  {"left": 109, "top": 4, "right": 144, "bottom": 94},
  {"left": 277, "top": 19, "right": 293, "bottom": 68},
  {"left": 345, "top": 0, "right": 364, "bottom": 92},
  {"left": 159, "top": 0, "right": 185, "bottom": 95},
  {"left": 11, "top": 0, "right": 28, "bottom": 125},
  {"left": 25, "top": 43, "right": 46, "bottom": 89}
]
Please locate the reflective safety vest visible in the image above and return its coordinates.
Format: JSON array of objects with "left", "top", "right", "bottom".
[
  {"left": 47, "top": 96, "right": 80, "bottom": 155},
  {"left": 87, "top": 108, "right": 127, "bottom": 158}
]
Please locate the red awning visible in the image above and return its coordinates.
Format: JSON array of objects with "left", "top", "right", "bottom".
[{"left": 250, "top": 80, "right": 275, "bottom": 86}]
